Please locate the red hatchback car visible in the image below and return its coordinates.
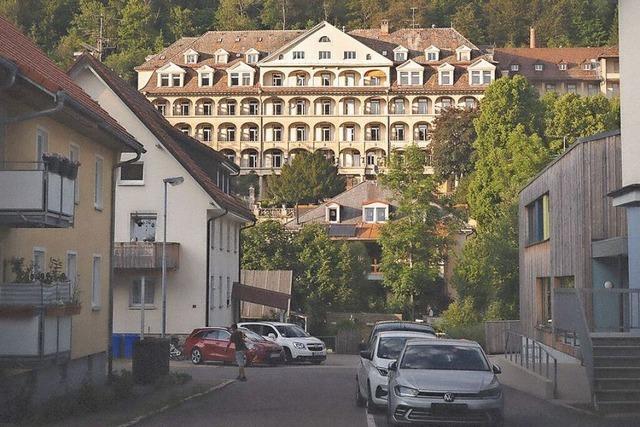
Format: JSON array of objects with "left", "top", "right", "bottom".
[{"left": 184, "top": 327, "right": 285, "bottom": 366}]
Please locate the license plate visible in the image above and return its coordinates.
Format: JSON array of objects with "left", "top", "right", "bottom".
[
  {"left": 431, "top": 403, "right": 468, "bottom": 416},
  {"left": 312, "top": 351, "right": 323, "bottom": 357}
]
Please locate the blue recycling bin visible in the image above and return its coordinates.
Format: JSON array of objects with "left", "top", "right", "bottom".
[
  {"left": 123, "top": 334, "right": 140, "bottom": 359},
  {"left": 112, "top": 334, "right": 123, "bottom": 359}
]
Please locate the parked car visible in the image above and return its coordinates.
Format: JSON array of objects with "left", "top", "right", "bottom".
[
  {"left": 386, "top": 339, "right": 503, "bottom": 426},
  {"left": 184, "top": 327, "right": 284, "bottom": 366},
  {"left": 238, "top": 321, "right": 327, "bottom": 364},
  {"left": 356, "top": 331, "right": 436, "bottom": 412},
  {"left": 361, "top": 321, "right": 437, "bottom": 351}
]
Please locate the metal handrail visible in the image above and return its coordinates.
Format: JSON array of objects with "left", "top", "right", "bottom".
[{"left": 504, "top": 330, "right": 558, "bottom": 398}]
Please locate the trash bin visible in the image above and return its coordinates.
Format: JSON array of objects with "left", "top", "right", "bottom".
[
  {"left": 112, "top": 334, "right": 123, "bottom": 359},
  {"left": 123, "top": 334, "right": 140, "bottom": 359},
  {"left": 132, "top": 338, "right": 170, "bottom": 384}
]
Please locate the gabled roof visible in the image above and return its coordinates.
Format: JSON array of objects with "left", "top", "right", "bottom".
[
  {"left": 196, "top": 64, "right": 215, "bottom": 73},
  {"left": 393, "top": 45, "right": 409, "bottom": 52},
  {"left": 468, "top": 58, "right": 496, "bottom": 69},
  {"left": 69, "top": 53, "right": 253, "bottom": 220},
  {"left": 0, "top": 16, "right": 142, "bottom": 153},
  {"left": 397, "top": 59, "right": 424, "bottom": 70},
  {"left": 438, "top": 62, "right": 455, "bottom": 71},
  {"left": 156, "top": 62, "right": 186, "bottom": 74},
  {"left": 425, "top": 45, "right": 441, "bottom": 52},
  {"left": 456, "top": 45, "right": 472, "bottom": 52},
  {"left": 183, "top": 48, "right": 199, "bottom": 56},
  {"left": 227, "top": 61, "right": 255, "bottom": 72}
]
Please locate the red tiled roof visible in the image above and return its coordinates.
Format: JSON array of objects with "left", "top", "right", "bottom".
[
  {"left": 0, "top": 16, "right": 142, "bottom": 153},
  {"left": 69, "top": 53, "right": 254, "bottom": 220},
  {"left": 494, "top": 47, "right": 618, "bottom": 81}
]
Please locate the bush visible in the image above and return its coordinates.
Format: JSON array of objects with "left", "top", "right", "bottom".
[
  {"left": 439, "top": 297, "right": 480, "bottom": 329},
  {"left": 441, "top": 323, "right": 486, "bottom": 350}
]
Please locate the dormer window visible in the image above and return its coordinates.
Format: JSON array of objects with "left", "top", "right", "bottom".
[
  {"left": 455, "top": 45, "right": 472, "bottom": 61},
  {"left": 558, "top": 63, "right": 567, "bottom": 71},
  {"left": 534, "top": 63, "right": 544, "bottom": 71},
  {"left": 184, "top": 49, "right": 199, "bottom": 64},
  {"left": 393, "top": 46, "right": 408, "bottom": 62},
  {"left": 156, "top": 63, "right": 186, "bottom": 87},
  {"left": 438, "top": 63, "right": 455, "bottom": 86},
  {"left": 362, "top": 202, "right": 388, "bottom": 223},
  {"left": 326, "top": 203, "right": 341, "bottom": 223},
  {"left": 200, "top": 73, "right": 212, "bottom": 86},
  {"left": 470, "top": 70, "right": 493, "bottom": 85},
  {"left": 215, "top": 49, "right": 229, "bottom": 64},
  {"left": 510, "top": 64, "right": 520, "bottom": 72},
  {"left": 425, "top": 45, "right": 440, "bottom": 61},
  {"left": 159, "top": 74, "right": 170, "bottom": 87},
  {"left": 319, "top": 36, "right": 331, "bottom": 42},
  {"left": 245, "top": 48, "right": 259, "bottom": 64},
  {"left": 197, "top": 65, "right": 215, "bottom": 87},
  {"left": 399, "top": 71, "right": 422, "bottom": 85}
]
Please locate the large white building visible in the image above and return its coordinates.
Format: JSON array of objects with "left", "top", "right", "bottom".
[
  {"left": 69, "top": 54, "right": 255, "bottom": 335},
  {"left": 135, "top": 21, "right": 496, "bottom": 188}
]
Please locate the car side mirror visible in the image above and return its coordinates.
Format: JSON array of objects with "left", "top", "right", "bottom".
[
  {"left": 359, "top": 350, "right": 371, "bottom": 360},
  {"left": 388, "top": 361, "right": 398, "bottom": 371},
  {"left": 492, "top": 364, "right": 502, "bottom": 375},
  {"left": 267, "top": 333, "right": 276, "bottom": 340}
]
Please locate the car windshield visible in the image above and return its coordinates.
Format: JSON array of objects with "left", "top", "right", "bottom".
[
  {"left": 240, "top": 328, "right": 267, "bottom": 342},
  {"left": 400, "top": 345, "right": 490, "bottom": 371},
  {"left": 275, "top": 325, "right": 309, "bottom": 337},
  {"left": 377, "top": 337, "right": 410, "bottom": 360}
]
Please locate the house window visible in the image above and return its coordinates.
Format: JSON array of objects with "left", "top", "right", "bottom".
[
  {"left": 471, "top": 70, "right": 493, "bottom": 85},
  {"left": 202, "top": 126, "right": 212, "bottom": 142},
  {"left": 296, "top": 127, "right": 306, "bottom": 141},
  {"left": 156, "top": 102, "right": 167, "bottom": 115},
  {"left": 370, "top": 126, "right": 380, "bottom": 141},
  {"left": 417, "top": 125, "right": 428, "bottom": 141},
  {"left": 558, "top": 63, "right": 567, "bottom": 71},
  {"left": 295, "top": 100, "right": 306, "bottom": 115},
  {"left": 242, "top": 73, "right": 252, "bottom": 86},
  {"left": 343, "top": 99, "right": 355, "bottom": 115},
  {"left": 230, "top": 73, "right": 239, "bottom": 86},
  {"left": 202, "top": 101, "right": 213, "bottom": 116},
  {"left": 296, "top": 74, "right": 306, "bottom": 86},
  {"left": 393, "top": 125, "right": 405, "bottom": 141},
  {"left": 483, "top": 70, "right": 493, "bottom": 84},
  {"left": 248, "top": 101, "right": 259, "bottom": 115},
  {"left": 369, "top": 100, "right": 380, "bottom": 115},
  {"left": 344, "top": 126, "right": 355, "bottom": 141},
  {"left": 366, "top": 152, "right": 375, "bottom": 166},
  {"left": 273, "top": 102, "right": 283, "bottom": 115},
  {"left": 273, "top": 127, "right": 282, "bottom": 141},
  {"left": 248, "top": 153, "right": 257, "bottom": 168},
  {"left": 200, "top": 73, "right": 212, "bottom": 86},
  {"left": 567, "top": 84, "right": 577, "bottom": 94},
  {"left": 69, "top": 144, "right": 80, "bottom": 203},
  {"left": 545, "top": 83, "right": 556, "bottom": 92},
  {"left": 120, "top": 162, "right": 144, "bottom": 184},
  {"left": 344, "top": 51, "right": 356, "bottom": 59},
  {"left": 394, "top": 52, "right": 406, "bottom": 62},
  {"left": 227, "top": 101, "right": 236, "bottom": 115},
  {"left": 319, "top": 36, "right": 331, "bottom": 42},
  {"left": 588, "top": 84, "right": 599, "bottom": 96},
  {"left": 321, "top": 127, "right": 331, "bottom": 141},
  {"left": 131, "top": 214, "right": 157, "bottom": 242},
  {"left": 399, "top": 72, "right": 409, "bottom": 85},
  {"left": 439, "top": 70, "right": 452, "bottom": 85},
  {"left": 178, "top": 101, "right": 190, "bottom": 116},
  {"left": 427, "top": 52, "right": 438, "bottom": 61},
  {"left": 328, "top": 207, "right": 339, "bottom": 222},
  {"left": 159, "top": 74, "right": 170, "bottom": 86},
  {"left": 321, "top": 73, "right": 331, "bottom": 86},
  {"left": 36, "top": 128, "right": 48, "bottom": 165},
  {"left": 364, "top": 207, "right": 375, "bottom": 222},
  {"left": 366, "top": 54, "right": 372, "bottom": 60},
  {"left": 527, "top": 194, "right": 550, "bottom": 244},
  {"left": 321, "top": 101, "right": 331, "bottom": 115},
  {"left": 538, "top": 277, "right": 552, "bottom": 327},
  {"left": 92, "top": 255, "right": 101, "bottom": 309},
  {"left": 510, "top": 64, "right": 520, "bottom": 72},
  {"left": 394, "top": 99, "right": 405, "bottom": 114},
  {"left": 177, "top": 125, "right": 190, "bottom": 135},
  {"left": 534, "top": 64, "right": 544, "bottom": 71},
  {"left": 345, "top": 73, "right": 355, "bottom": 86},
  {"left": 66, "top": 252, "right": 77, "bottom": 292},
  {"left": 293, "top": 51, "right": 304, "bottom": 59},
  {"left": 370, "top": 76, "right": 380, "bottom": 85},
  {"left": 131, "top": 278, "right": 155, "bottom": 306},
  {"left": 216, "top": 54, "right": 227, "bottom": 63},
  {"left": 319, "top": 51, "right": 331, "bottom": 60},
  {"left": 417, "top": 99, "right": 428, "bottom": 114},
  {"left": 226, "top": 127, "right": 236, "bottom": 141},
  {"left": 464, "top": 97, "right": 477, "bottom": 109},
  {"left": 272, "top": 73, "right": 283, "bottom": 86},
  {"left": 185, "top": 53, "right": 198, "bottom": 64},
  {"left": 33, "top": 248, "right": 46, "bottom": 273},
  {"left": 247, "top": 53, "right": 258, "bottom": 64},
  {"left": 410, "top": 72, "right": 420, "bottom": 85},
  {"left": 94, "top": 156, "right": 103, "bottom": 210},
  {"left": 375, "top": 207, "right": 387, "bottom": 222},
  {"left": 172, "top": 75, "right": 182, "bottom": 87},
  {"left": 226, "top": 277, "right": 231, "bottom": 307},
  {"left": 272, "top": 153, "right": 282, "bottom": 168}
]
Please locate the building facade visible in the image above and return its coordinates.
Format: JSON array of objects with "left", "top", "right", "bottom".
[
  {"left": 69, "top": 54, "right": 255, "bottom": 335},
  {"left": 136, "top": 21, "right": 495, "bottom": 186},
  {"left": 0, "top": 17, "right": 143, "bottom": 411}
]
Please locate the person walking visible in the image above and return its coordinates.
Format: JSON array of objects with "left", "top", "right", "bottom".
[{"left": 227, "top": 324, "right": 248, "bottom": 381}]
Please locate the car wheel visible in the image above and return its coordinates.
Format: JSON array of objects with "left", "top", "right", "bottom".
[
  {"left": 355, "top": 377, "right": 366, "bottom": 407},
  {"left": 191, "top": 348, "right": 203, "bottom": 365},
  {"left": 366, "top": 381, "right": 376, "bottom": 414},
  {"left": 283, "top": 347, "right": 293, "bottom": 364}
]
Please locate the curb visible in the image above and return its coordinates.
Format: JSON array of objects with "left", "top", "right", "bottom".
[{"left": 117, "top": 379, "right": 236, "bottom": 427}]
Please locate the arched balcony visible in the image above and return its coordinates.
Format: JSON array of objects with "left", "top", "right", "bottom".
[
  {"left": 313, "top": 70, "right": 336, "bottom": 87},
  {"left": 289, "top": 123, "right": 310, "bottom": 142},
  {"left": 219, "top": 149, "right": 237, "bottom": 165},
  {"left": 338, "top": 69, "right": 361, "bottom": 87},
  {"left": 263, "top": 122, "right": 284, "bottom": 142},
  {"left": 217, "top": 123, "right": 236, "bottom": 142},
  {"left": 263, "top": 148, "right": 284, "bottom": 168},
  {"left": 390, "top": 96, "right": 409, "bottom": 115},
  {"left": 413, "top": 122, "right": 431, "bottom": 142},
  {"left": 288, "top": 70, "right": 311, "bottom": 87},
  {"left": 175, "top": 123, "right": 191, "bottom": 136},
  {"left": 152, "top": 98, "right": 169, "bottom": 116},
  {"left": 195, "top": 98, "right": 214, "bottom": 116},
  {"left": 364, "top": 97, "right": 386, "bottom": 115},
  {"left": 241, "top": 97, "right": 260, "bottom": 115},
  {"left": 340, "top": 148, "right": 362, "bottom": 167},
  {"left": 173, "top": 98, "right": 192, "bottom": 116},
  {"left": 240, "top": 148, "right": 259, "bottom": 168},
  {"left": 390, "top": 122, "right": 408, "bottom": 141},
  {"left": 217, "top": 98, "right": 237, "bottom": 116},
  {"left": 412, "top": 97, "right": 432, "bottom": 115},
  {"left": 263, "top": 97, "right": 285, "bottom": 116},
  {"left": 459, "top": 96, "right": 479, "bottom": 110},
  {"left": 289, "top": 97, "right": 310, "bottom": 116},
  {"left": 263, "top": 70, "right": 285, "bottom": 87},
  {"left": 339, "top": 97, "right": 361, "bottom": 115},
  {"left": 240, "top": 123, "right": 260, "bottom": 142},
  {"left": 364, "top": 69, "right": 387, "bottom": 86},
  {"left": 289, "top": 148, "right": 310, "bottom": 161},
  {"left": 195, "top": 123, "right": 214, "bottom": 143},
  {"left": 314, "top": 97, "right": 336, "bottom": 116},
  {"left": 316, "top": 148, "right": 336, "bottom": 164},
  {"left": 365, "top": 148, "right": 386, "bottom": 167},
  {"left": 364, "top": 122, "right": 386, "bottom": 142},
  {"left": 339, "top": 123, "right": 361, "bottom": 142},
  {"left": 434, "top": 96, "right": 455, "bottom": 114},
  {"left": 313, "top": 122, "right": 335, "bottom": 142}
]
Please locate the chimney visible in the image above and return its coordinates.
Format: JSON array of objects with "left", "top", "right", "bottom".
[
  {"left": 529, "top": 27, "right": 536, "bottom": 49},
  {"left": 381, "top": 19, "right": 390, "bottom": 35}
]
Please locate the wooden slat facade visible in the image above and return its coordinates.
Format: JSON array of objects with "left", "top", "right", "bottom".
[{"left": 519, "top": 131, "right": 625, "bottom": 339}]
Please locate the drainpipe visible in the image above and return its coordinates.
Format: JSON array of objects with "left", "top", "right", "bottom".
[
  {"left": 0, "top": 90, "right": 67, "bottom": 124},
  {"left": 206, "top": 207, "right": 227, "bottom": 326},
  {"left": 108, "top": 151, "right": 142, "bottom": 377},
  {"left": 237, "top": 219, "right": 256, "bottom": 322}
]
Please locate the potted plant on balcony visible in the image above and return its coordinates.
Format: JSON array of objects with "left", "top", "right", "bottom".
[
  {"left": 42, "top": 153, "right": 62, "bottom": 173},
  {"left": 59, "top": 156, "right": 81, "bottom": 180}
]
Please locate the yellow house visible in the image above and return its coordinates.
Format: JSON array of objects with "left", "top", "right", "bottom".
[{"left": 0, "top": 16, "right": 143, "bottom": 408}]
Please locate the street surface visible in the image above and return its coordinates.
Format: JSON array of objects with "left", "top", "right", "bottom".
[{"left": 140, "top": 355, "right": 639, "bottom": 427}]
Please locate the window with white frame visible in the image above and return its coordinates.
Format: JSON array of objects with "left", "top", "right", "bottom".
[
  {"left": 296, "top": 74, "right": 306, "bottom": 86},
  {"left": 319, "top": 36, "right": 331, "bottom": 43},
  {"left": 159, "top": 74, "right": 170, "bottom": 87},
  {"left": 273, "top": 102, "right": 283, "bottom": 115},
  {"left": 248, "top": 101, "right": 259, "bottom": 115},
  {"left": 427, "top": 51, "right": 439, "bottom": 61},
  {"left": 369, "top": 100, "right": 380, "bottom": 115},
  {"left": 456, "top": 47, "right": 471, "bottom": 61},
  {"left": 327, "top": 205, "right": 340, "bottom": 223},
  {"left": 202, "top": 126, "right": 213, "bottom": 142},
  {"left": 319, "top": 51, "right": 331, "bottom": 60},
  {"left": 534, "top": 63, "right": 544, "bottom": 71},
  {"left": 172, "top": 75, "right": 182, "bottom": 86},
  {"left": 296, "top": 126, "right": 306, "bottom": 141},
  {"left": 248, "top": 126, "right": 258, "bottom": 141},
  {"left": 216, "top": 54, "right": 228, "bottom": 64},
  {"left": 120, "top": 162, "right": 144, "bottom": 185},
  {"left": 33, "top": 248, "right": 46, "bottom": 273},
  {"left": 230, "top": 73, "right": 240, "bottom": 86},
  {"left": 155, "top": 101, "right": 167, "bottom": 115},
  {"left": 393, "top": 124, "right": 405, "bottom": 141},
  {"left": 246, "top": 53, "right": 258, "bottom": 64},
  {"left": 202, "top": 101, "right": 213, "bottom": 115},
  {"left": 293, "top": 51, "right": 304, "bottom": 59},
  {"left": 344, "top": 51, "right": 356, "bottom": 59},
  {"left": 567, "top": 83, "right": 577, "bottom": 94},
  {"left": 248, "top": 152, "right": 258, "bottom": 168},
  {"left": 510, "top": 64, "right": 520, "bottom": 72},
  {"left": 558, "top": 63, "right": 567, "bottom": 71},
  {"left": 439, "top": 70, "right": 452, "bottom": 85},
  {"left": 370, "top": 126, "right": 380, "bottom": 141},
  {"left": 394, "top": 51, "right": 406, "bottom": 62},
  {"left": 321, "top": 73, "right": 331, "bottom": 86},
  {"left": 321, "top": 126, "right": 331, "bottom": 141},
  {"left": 272, "top": 152, "right": 282, "bottom": 167},
  {"left": 218, "top": 276, "right": 223, "bottom": 308},
  {"left": 185, "top": 52, "right": 198, "bottom": 64},
  {"left": 94, "top": 156, "right": 103, "bottom": 210},
  {"left": 345, "top": 73, "right": 355, "bottom": 86},
  {"left": 417, "top": 99, "right": 428, "bottom": 114},
  {"left": 272, "top": 73, "right": 283, "bottom": 86},
  {"left": 226, "top": 277, "right": 231, "bottom": 307},
  {"left": 344, "top": 126, "right": 355, "bottom": 141},
  {"left": 417, "top": 124, "right": 428, "bottom": 141},
  {"left": 394, "top": 99, "right": 405, "bottom": 114},
  {"left": 410, "top": 71, "right": 421, "bottom": 85},
  {"left": 69, "top": 144, "right": 80, "bottom": 203},
  {"left": 178, "top": 100, "right": 190, "bottom": 115},
  {"left": 242, "top": 73, "right": 252, "bottom": 86},
  {"left": 363, "top": 204, "right": 388, "bottom": 223},
  {"left": 36, "top": 128, "right": 48, "bottom": 165},
  {"left": 225, "top": 126, "right": 236, "bottom": 141},
  {"left": 295, "top": 100, "right": 306, "bottom": 115},
  {"left": 199, "top": 72, "right": 213, "bottom": 86},
  {"left": 92, "top": 255, "right": 101, "bottom": 309},
  {"left": 343, "top": 99, "right": 355, "bottom": 115},
  {"left": 366, "top": 152, "right": 376, "bottom": 166},
  {"left": 66, "top": 252, "right": 77, "bottom": 292},
  {"left": 321, "top": 100, "right": 331, "bottom": 115},
  {"left": 471, "top": 70, "right": 493, "bottom": 85},
  {"left": 131, "top": 278, "right": 155, "bottom": 306},
  {"left": 399, "top": 72, "right": 409, "bottom": 85},
  {"left": 273, "top": 127, "right": 283, "bottom": 141}
]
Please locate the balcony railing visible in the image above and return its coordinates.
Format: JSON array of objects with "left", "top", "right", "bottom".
[
  {"left": 0, "top": 161, "right": 75, "bottom": 228},
  {"left": 113, "top": 242, "right": 180, "bottom": 270}
]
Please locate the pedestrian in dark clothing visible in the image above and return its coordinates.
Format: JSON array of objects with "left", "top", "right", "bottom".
[{"left": 227, "top": 324, "right": 247, "bottom": 381}]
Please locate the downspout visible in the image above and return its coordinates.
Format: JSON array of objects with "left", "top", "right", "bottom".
[
  {"left": 108, "top": 151, "right": 142, "bottom": 377},
  {"left": 206, "top": 207, "right": 228, "bottom": 326},
  {"left": 0, "top": 90, "right": 67, "bottom": 124},
  {"left": 237, "top": 219, "right": 256, "bottom": 322}
]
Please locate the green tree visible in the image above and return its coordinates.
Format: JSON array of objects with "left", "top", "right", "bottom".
[
  {"left": 542, "top": 92, "right": 620, "bottom": 153},
  {"left": 451, "top": 2, "right": 487, "bottom": 45},
  {"left": 168, "top": 6, "right": 196, "bottom": 40},
  {"left": 379, "top": 145, "right": 448, "bottom": 319},
  {"left": 214, "top": 0, "right": 258, "bottom": 30},
  {"left": 241, "top": 220, "right": 297, "bottom": 270},
  {"left": 430, "top": 107, "right": 478, "bottom": 182},
  {"left": 266, "top": 151, "right": 345, "bottom": 207}
]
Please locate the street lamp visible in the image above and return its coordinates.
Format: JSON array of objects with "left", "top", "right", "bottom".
[{"left": 162, "top": 176, "right": 184, "bottom": 338}]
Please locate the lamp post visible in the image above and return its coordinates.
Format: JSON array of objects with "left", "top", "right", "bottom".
[{"left": 162, "top": 176, "right": 184, "bottom": 338}]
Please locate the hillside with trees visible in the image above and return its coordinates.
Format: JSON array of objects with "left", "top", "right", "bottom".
[{"left": 0, "top": 0, "right": 619, "bottom": 82}]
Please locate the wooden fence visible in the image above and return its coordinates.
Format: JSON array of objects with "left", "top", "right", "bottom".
[{"left": 484, "top": 320, "right": 520, "bottom": 354}]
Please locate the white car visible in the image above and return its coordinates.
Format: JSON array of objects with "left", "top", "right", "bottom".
[
  {"left": 356, "top": 331, "right": 436, "bottom": 412},
  {"left": 238, "top": 321, "right": 327, "bottom": 364}
]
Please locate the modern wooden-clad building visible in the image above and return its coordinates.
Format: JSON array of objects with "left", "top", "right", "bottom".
[{"left": 518, "top": 130, "right": 626, "bottom": 353}]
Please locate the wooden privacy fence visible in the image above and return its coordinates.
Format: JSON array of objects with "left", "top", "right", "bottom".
[{"left": 484, "top": 320, "right": 520, "bottom": 354}]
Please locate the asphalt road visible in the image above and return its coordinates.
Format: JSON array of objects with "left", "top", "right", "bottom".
[{"left": 138, "top": 355, "right": 639, "bottom": 427}]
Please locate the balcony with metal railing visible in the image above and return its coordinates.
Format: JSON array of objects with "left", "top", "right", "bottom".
[{"left": 113, "top": 242, "right": 180, "bottom": 271}]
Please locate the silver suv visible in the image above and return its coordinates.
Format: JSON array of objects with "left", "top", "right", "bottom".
[{"left": 387, "top": 339, "right": 503, "bottom": 426}]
